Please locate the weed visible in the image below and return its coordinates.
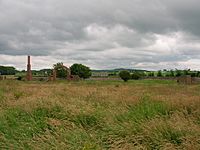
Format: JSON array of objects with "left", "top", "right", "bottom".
[{"left": 13, "top": 91, "right": 24, "bottom": 100}]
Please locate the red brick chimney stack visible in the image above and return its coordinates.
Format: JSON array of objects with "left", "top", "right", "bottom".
[{"left": 26, "top": 55, "right": 32, "bottom": 81}]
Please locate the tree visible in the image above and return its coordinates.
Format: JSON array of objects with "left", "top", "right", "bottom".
[
  {"left": 157, "top": 70, "right": 162, "bottom": 77},
  {"left": 0, "top": 66, "right": 17, "bottom": 75},
  {"left": 131, "top": 72, "right": 140, "bottom": 80},
  {"left": 175, "top": 69, "right": 182, "bottom": 77},
  {"left": 53, "top": 62, "right": 68, "bottom": 78},
  {"left": 39, "top": 69, "right": 52, "bottom": 77},
  {"left": 183, "top": 69, "right": 190, "bottom": 75},
  {"left": 70, "top": 64, "right": 91, "bottom": 79},
  {"left": 190, "top": 72, "right": 197, "bottom": 77},
  {"left": 119, "top": 70, "right": 131, "bottom": 82},
  {"left": 197, "top": 71, "right": 200, "bottom": 77},
  {"left": 148, "top": 72, "right": 154, "bottom": 77},
  {"left": 169, "top": 70, "right": 174, "bottom": 77}
]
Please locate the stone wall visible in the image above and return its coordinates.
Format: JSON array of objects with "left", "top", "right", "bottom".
[
  {"left": 177, "top": 75, "right": 192, "bottom": 84},
  {"left": 192, "top": 77, "right": 200, "bottom": 84},
  {"left": 177, "top": 75, "right": 200, "bottom": 84}
]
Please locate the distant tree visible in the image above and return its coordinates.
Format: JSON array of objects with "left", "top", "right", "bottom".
[
  {"left": 32, "top": 70, "right": 37, "bottom": 76},
  {"left": 197, "top": 71, "right": 200, "bottom": 77},
  {"left": 157, "top": 70, "right": 162, "bottom": 77},
  {"left": 175, "top": 69, "right": 182, "bottom": 77},
  {"left": 39, "top": 69, "right": 52, "bottom": 76},
  {"left": 190, "top": 72, "right": 197, "bottom": 77},
  {"left": 183, "top": 69, "right": 190, "bottom": 75},
  {"left": 119, "top": 71, "right": 131, "bottom": 82},
  {"left": 0, "top": 66, "right": 17, "bottom": 75},
  {"left": 148, "top": 72, "right": 154, "bottom": 77},
  {"left": 131, "top": 72, "right": 140, "bottom": 80},
  {"left": 70, "top": 64, "right": 91, "bottom": 79},
  {"left": 169, "top": 70, "right": 175, "bottom": 77},
  {"left": 165, "top": 74, "right": 170, "bottom": 77},
  {"left": 53, "top": 62, "right": 68, "bottom": 78},
  {"left": 108, "top": 72, "right": 117, "bottom": 76},
  {"left": 139, "top": 71, "right": 146, "bottom": 77}
]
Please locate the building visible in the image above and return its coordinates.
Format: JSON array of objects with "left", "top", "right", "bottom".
[{"left": 91, "top": 72, "right": 109, "bottom": 77}]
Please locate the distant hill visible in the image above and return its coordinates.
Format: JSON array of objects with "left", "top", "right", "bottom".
[
  {"left": 114, "top": 68, "right": 148, "bottom": 72},
  {"left": 92, "top": 68, "right": 148, "bottom": 72}
]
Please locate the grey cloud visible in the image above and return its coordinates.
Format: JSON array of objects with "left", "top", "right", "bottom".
[
  {"left": 0, "top": 0, "right": 200, "bottom": 70},
  {"left": 162, "top": 0, "right": 200, "bottom": 36}
]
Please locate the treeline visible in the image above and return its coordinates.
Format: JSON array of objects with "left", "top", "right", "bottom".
[
  {"left": 0, "top": 66, "right": 17, "bottom": 75},
  {"left": 16, "top": 69, "right": 52, "bottom": 77},
  {"left": 146, "top": 69, "right": 200, "bottom": 77},
  {"left": 119, "top": 69, "right": 200, "bottom": 82},
  {"left": 93, "top": 69, "right": 200, "bottom": 78},
  {"left": 1, "top": 64, "right": 200, "bottom": 79}
]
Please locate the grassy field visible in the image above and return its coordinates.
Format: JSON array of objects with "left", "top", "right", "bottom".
[{"left": 0, "top": 80, "right": 199, "bottom": 149}]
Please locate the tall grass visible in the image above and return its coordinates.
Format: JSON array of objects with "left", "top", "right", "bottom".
[
  {"left": 0, "top": 80, "right": 199, "bottom": 149},
  {"left": 116, "top": 96, "right": 171, "bottom": 123}
]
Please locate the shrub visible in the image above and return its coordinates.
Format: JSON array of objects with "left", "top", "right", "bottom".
[
  {"left": 17, "top": 76, "right": 22, "bottom": 81},
  {"left": 119, "top": 71, "right": 131, "bottom": 82}
]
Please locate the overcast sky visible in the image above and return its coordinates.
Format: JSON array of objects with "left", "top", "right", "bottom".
[{"left": 0, "top": 0, "right": 200, "bottom": 70}]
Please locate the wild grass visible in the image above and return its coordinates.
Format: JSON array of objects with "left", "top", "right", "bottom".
[
  {"left": 0, "top": 79, "right": 199, "bottom": 149},
  {"left": 0, "top": 89, "right": 4, "bottom": 101}
]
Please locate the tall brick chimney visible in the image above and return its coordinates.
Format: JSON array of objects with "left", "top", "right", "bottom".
[{"left": 26, "top": 55, "right": 32, "bottom": 81}]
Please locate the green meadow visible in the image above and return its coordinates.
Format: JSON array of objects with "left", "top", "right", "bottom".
[{"left": 0, "top": 80, "right": 199, "bottom": 149}]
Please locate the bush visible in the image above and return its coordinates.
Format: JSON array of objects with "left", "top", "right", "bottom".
[
  {"left": 17, "top": 76, "right": 22, "bottom": 81},
  {"left": 119, "top": 71, "right": 131, "bottom": 82}
]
